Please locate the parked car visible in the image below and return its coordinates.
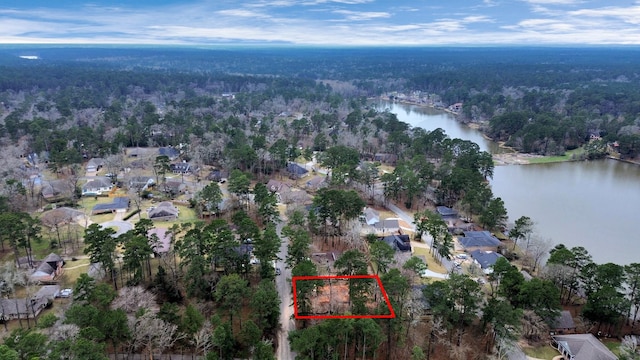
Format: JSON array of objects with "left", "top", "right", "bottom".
[{"left": 58, "top": 288, "right": 73, "bottom": 298}]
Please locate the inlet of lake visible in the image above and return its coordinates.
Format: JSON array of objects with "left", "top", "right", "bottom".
[{"left": 374, "top": 100, "right": 640, "bottom": 265}]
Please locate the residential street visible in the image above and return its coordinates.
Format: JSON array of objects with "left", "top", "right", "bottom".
[{"left": 275, "top": 221, "right": 296, "bottom": 360}]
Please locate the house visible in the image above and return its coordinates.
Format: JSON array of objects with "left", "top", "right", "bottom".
[
  {"left": 128, "top": 176, "right": 155, "bottom": 191},
  {"left": 551, "top": 334, "right": 617, "bottom": 360},
  {"left": 208, "top": 169, "right": 229, "bottom": 182},
  {"left": 40, "top": 207, "right": 85, "bottom": 229},
  {"left": 279, "top": 188, "right": 312, "bottom": 205},
  {"left": 159, "top": 147, "right": 180, "bottom": 160},
  {"left": 81, "top": 177, "right": 113, "bottom": 196},
  {"left": 361, "top": 207, "right": 380, "bottom": 226},
  {"left": 550, "top": 310, "right": 577, "bottom": 334},
  {"left": 458, "top": 231, "right": 502, "bottom": 252},
  {"left": 305, "top": 176, "right": 327, "bottom": 190},
  {"left": 0, "top": 285, "right": 60, "bottom": 320},
  {"left": 374, "top": 218, "right": 413, "bottom": 235},
  {"left": 374, "top": 153, "right": 398, "bottom": 165},
  {"left": 470, "top": 250, "right": 503, "bottom": 274},
  {"left": 266, "top": 179, "right": 291, "bottom": 194},
  {"left": 91, "top": 197, "right": 129, "bottom": 215},
  {"left": 163, "top": 181, "right": 187, "bottom": 196},
  {"left": 380, "top": 234, "right": 412, "bottom": 252},
  {"left": 147, "top": 228, "right": 172, "bottom": 255},
  {"left": 287, "top": 162, "right": 309, "bottom": 179},
  {"left": 85, "top": 157, "right": 105, "bottom": 172},
  {"left": 170, "top": 162, "right": 191, "bottom": 174},
  {"left": 30, "top": 253, "right": 64, "bottom": 283},
  {"left": 40, "top": 180, "right": 75, "bottom": 202},
  {"left": 436, "top": 206, "right": 458, "bottom": 219},
  {"left": 148, "top": 202, "right": 179, "bottom": 221}
]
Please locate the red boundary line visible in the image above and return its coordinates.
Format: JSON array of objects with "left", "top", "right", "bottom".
[{"left": 291, "top": 274, "right": 396, "bottom": 319}]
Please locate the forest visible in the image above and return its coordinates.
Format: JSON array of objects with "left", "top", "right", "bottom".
[{"left": 0, "top": 46, "right": 639, "bottom": 360}]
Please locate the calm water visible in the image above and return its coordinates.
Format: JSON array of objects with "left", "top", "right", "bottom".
[{"left": 376, "top": 100, "right": 640, "bottom": 265}]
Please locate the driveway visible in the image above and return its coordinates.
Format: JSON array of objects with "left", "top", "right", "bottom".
[{"left": 99, "top": 220, "right": 133, "bottom": 237}]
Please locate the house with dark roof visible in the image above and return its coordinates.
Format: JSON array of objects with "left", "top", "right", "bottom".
[
  {"left": 85, "top": 157, "right": 105, "bottom": 172},
  {"left": 82, "top": 177, "right": 113, "bottom": 196},
  {"left": 91, "top": 197, "right": 129, "bottom": 215},
  {"left": 552, "top": 334, "right": 617, "bottom": 360},
  {"left": 550, "top": 310, "right": 577, "bottom": 334},
  {"left": 458, "top": 231, "right": 502, "bottom": 252},
  {"left": 148, "top": 202, "right": 179, "bottom": 221},
  {"left": 287, "top": 162, "right": 309, "bottom": 179},
  {"left": 159, "top": 147, "right": 180, "bottom": 160},
  {"left": 436, "top": 206, "right": 458, "bottom": 219},
  {"left": 380, "top": 234, "right": 412, "bottom": 252},
  {"left": 208, "top": 169, "right": 229, "bottom": 182},
  {"left": 374, "top": 153, "right": 398, "bottom": 165},
  {"left": 470, "top": 250, "right": 503, "bottom": 274}
]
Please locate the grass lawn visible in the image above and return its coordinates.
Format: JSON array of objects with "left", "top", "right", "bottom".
[
  {"left": 411, "top": 246, "right": 447, "bottom": 274},
  {"left": 59, "top": 258, "right": 91, "bottom": 287},
  {"left": 528, "top": 148, "right": 585, "bottom": 164},
  {"left": 522, "top": 344, "right": 560, "bottom": 359}
]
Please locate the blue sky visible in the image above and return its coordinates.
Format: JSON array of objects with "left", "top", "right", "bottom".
[{"left": 1, "top": 0, "right": 640, "bottom": 45}]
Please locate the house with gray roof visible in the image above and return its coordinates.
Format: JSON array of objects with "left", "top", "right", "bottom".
[
  {"left": 82, "top": 177, "right": 113, "bottom": 196},
  {"left": 91, "top": 197, "right": 129, "bottom": 215},
  {"left": 458, "top": 231, "right": 502, "bottom": 252},
  {"left": 470, "top": 250, "right": 503, "bottom": 274},
  {"left": 0, "top": 285, "right": 60, "bottom": 320},
  {"left": 148, "top": 202, "right": 179, "bottom": 221},
  {"left": 40, "top": 180, "right": 75, "bottom": 202},
  {"left": 552, "top": 334, "right": 617, "bottom": 360},
  {"left": 550, "top": 310, "right": 577, "bottom": 334},
  {"left": 86, "top": 157, "right": 105, "bottom": 172},
  {"left": 287, "top": 162, "right": 309, "bottom": 179},
  {"left": 30, "top": 253, "right": 64, "bottom": 283},
  {"left": 148, "top": 228, "right": 172, "bottom": 255}
]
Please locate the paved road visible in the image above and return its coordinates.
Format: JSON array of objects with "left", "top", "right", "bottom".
[{"left": 275, "top": 221, "right": 296, "bottom": 360}]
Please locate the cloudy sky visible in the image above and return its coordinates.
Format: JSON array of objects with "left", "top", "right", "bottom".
[{"left": 1, "top": 0, "right": 640, "bottom": 46}]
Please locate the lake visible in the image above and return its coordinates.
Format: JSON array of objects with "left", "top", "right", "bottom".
[{"left": 374, "top": 100, "right": 640, "bottom": 265}]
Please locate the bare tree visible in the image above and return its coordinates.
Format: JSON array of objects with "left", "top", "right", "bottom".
[
  {"left": 191, "top": 321, "right": 213, "bottom": 357},
  {"left": 130, "top": 312, "right": 184, "bottom": 360},
  {"left": 525, "top": 235, "right": 553, "bottom": 273},
  {"left": 111, "top": 286, "right": 159, "bottom": 315},
  {"left": 51, "top": 324, "right": 80, "bottom": 342}
]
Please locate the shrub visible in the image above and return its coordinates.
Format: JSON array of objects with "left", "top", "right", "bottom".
[
  {"left": 37, "top": 313, "right": 57, "bottom": 329},
  {"left": 122, "top": 209, "right": 141, "bottom": 221}
]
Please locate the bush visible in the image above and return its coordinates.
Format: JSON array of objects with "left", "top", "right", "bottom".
[
  {"left": 123, "top": 209, "right": 141, "bottom": 221},
  {"left": 37, "top": 313, "right": 57, "bottom": 329}
]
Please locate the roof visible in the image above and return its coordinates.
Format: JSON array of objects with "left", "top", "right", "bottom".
[
  {"left": 148, "top": 202, "right": 179, "bottom": 218},
  {"left": 305, "top": 176, "right": 326, "bottom": 188},
  {"left": 459, "top": 231, "right": 502, "bottom": 249},
  {"left": 83, "top": 177, "right": 112, "bottom": 190},
  {"left": 40, "top": 207, "right": 84, "bottom": 227},
  {"left": 380, "top": 234, "right": 412, "bottom": 252},
  {"left": 363, "top": 207, "right": 380, "bottom": 225},
  {"left": 266, "top": 179, "right": 290, "bottom": 193},
  {"left": 148, "top": 228, "right": 172, "bottom": 253},
  {"left": 86, "top": 158, "right": 104, "bottom": 168},
  {"left": 159, "top": 147, "right": 180, "bottom": 159},
  {"left": 42, "top": 253, "right": 63, "bottom": 264},
  {"left": 551, "top": 310, "right": 576, "bottom": 330},
  {"left": 287, "top": 162, "right": 309, "bottom": 176},
  {"left": 470, "top": 250, "right": 503, "bottom": 269},
  {"left": 92, "top": 197, "right": 129, "bottom": 212},
  {"left": 170, "top": 162, "right": 191, "bottom": 172},
  {"left": 552, "top": 334, "right": 617, "bottom": 360},
  {"left": 436, "top": 206, "right": 458, "bottom": 217},
  {"left": 374, "top": 218, "right": 413, "bottom": 232}
]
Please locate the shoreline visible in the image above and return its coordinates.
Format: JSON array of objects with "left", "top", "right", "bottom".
[{"left": 377, "top": 96, "right": 640, "bottom": 166}]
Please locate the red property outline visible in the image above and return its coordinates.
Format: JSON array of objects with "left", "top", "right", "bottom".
[{"left": 291, "top": 274, "right": 396, "bottom": 319}]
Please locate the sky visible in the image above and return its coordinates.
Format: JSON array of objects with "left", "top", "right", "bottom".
[{"left": 1, "top": 0, "right": 640, "bottom": 46}]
